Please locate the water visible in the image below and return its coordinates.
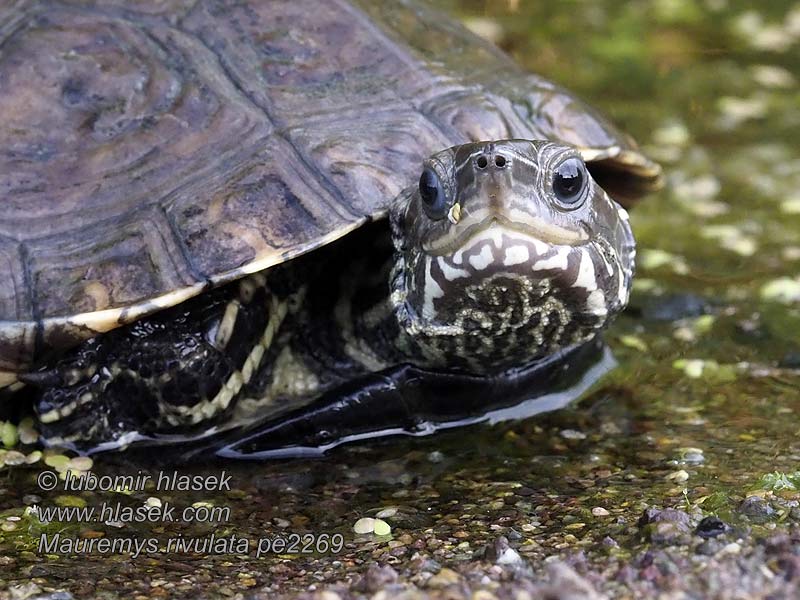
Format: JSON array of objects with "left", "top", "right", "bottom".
[{"left": 1, "top": 1, "right": 799, "bottom": 596}]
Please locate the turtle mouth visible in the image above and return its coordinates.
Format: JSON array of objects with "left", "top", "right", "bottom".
[{"left": 423, "top": 209, "right": 588, "bottom": 257}]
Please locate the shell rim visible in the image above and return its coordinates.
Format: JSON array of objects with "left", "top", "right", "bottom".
[{"left": 0, "top": 146, "right": 662, "bottom": 378}]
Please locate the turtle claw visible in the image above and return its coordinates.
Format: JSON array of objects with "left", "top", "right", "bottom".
[{"left": 18, "top": 369, "right": 63, "bottom": 388}]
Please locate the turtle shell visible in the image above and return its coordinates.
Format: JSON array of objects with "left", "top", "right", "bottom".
[{"left": 0, "top": 0, "right": 662, "bottom": 378}]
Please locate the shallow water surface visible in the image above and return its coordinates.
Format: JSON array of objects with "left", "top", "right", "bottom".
[{"left": 1, "top": 1, "right": 799, "bottom": 597}]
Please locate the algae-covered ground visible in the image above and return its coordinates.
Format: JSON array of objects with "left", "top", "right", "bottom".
[{"left": 2, "top": 0, "right": 800, "bottom": 598}]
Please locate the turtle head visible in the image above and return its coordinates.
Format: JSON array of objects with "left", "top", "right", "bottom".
[{"left": 389, "top": 139, "right": 635, "bottom": 373}]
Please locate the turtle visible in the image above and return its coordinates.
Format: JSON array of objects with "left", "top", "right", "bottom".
[{"left": 0, "top": 0, "right": 662, "bottom": 454}]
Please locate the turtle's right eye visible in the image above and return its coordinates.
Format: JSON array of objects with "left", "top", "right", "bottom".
[
  {"left": 419, "top": 168, "right": 448, "bottom": 220},
  {"left": 552, "top": 157, "right": 588, "bottom": 207}
]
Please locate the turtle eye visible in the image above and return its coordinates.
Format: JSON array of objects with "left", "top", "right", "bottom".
[
  {"left": 418, "top": 167, "right": 448, "bottom": 219},
  {"left": 552, "top": 157, "right": 588, "bottom": 207}
]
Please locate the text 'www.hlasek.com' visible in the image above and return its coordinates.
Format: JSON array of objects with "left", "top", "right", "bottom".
[{"left": 31, "top": 468, "right": 345, "bottom": 558}]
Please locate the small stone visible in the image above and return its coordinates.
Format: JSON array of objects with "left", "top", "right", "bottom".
[
  {"left": 0, "top": 421, "right": 18, "bottom": 448},
  {"left": 376, "top": 507, "right": 397, "bottom": 519},
  {"left": 675, "top": 359, "right": 705, "bottom": 378},
  {"left": 619, "top": 335, "right": 648, "bottom": 352},
  {"left": 601, "top": 536, "right": 619, "bottom": 548},
  {"left": 496, "top": 547, "right": 523, "bottom": 566},
  {"left": 426, "top": 567, "right": 461, "bottom": 588},
  {"left": 373, "top": 519, "right": 391, "bottom": 536},
  {"left": 638, "top": 507, "right": 691, "bottom": 527},
  {"left": 667, "top": 469, "right": 690, "bottom": 483},
  {"left": 696, "top": 539, "right": 723, "bottom": 556},
  {"left": 44, "top": 454, "right": 70, "bottom": 470},
  {"left": 638, "top": 249, "right": 689, "bottom": 274},
  {"left": 18, "top": 423, "right": 38, "bottom": 445},
  {"left": 484, "top": 536, "right": 522, "bottom": 565},
  {"left": 739, "top": 496, "right": 775, "bottom": 521},
  {"left": 695, "top": 516, "right": 730, "bottom": 539},
  {"left": 592, "top": 507, "right": 610, "bottom": 517},
  {"left": 751, "top": 65, "right": 796, "bottom": 88},
  {"left": 673, "top": 174, "right": 720, "bottom": 202},
  {"left": 717, "top": 95, "right": 768, "bottom": 126},
  {"left": 638, "top": 507, "right": 692, "bottom": 546},
  {"left": 676, "top": 447, "right": 705, "bottom": 465},
  {"left": 358, "top": 563, "right": 398, "bottom": 593},
  {"left": 782, "top": 197, "right": 800, "bottom": 214},
  {"left": 716, "top": 542, "right": 741, "bottom": 557},
  {"left": 8, "top": 583, "right": 43, "bottom": 599},
  {"left": 538, "top": 563, "right": 604, "bottom": 600},
  {"left": 761, "top": 277, "right": 800, "bottom": 304},
  {"left": 2, "top": 450, "right": 26, "bottom": 466},
  {"left": 462, "top": 17, "right": 503, "bottom": 44},
  {"left": 67, "top": 456, "right": 93, "bottom": 471},
  {"left": 353, "top": 517, "right": 375, "bottom": 534},
  {"left": 652, "top": 120, "right": 690, "bottom": 147},
  {"left": 646, "top": 521, "right": 692, "bottom": 546},
  {"left": 427, "top": 451, "right": 444, "bottom": 463}
]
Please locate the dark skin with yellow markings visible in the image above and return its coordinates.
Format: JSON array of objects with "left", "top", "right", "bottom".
[
  {"left": 30, "top": 140, "right": 638, "bottom": 451},
  {"left": 0, "top": 1, "right": 661, "bottom": 451}
]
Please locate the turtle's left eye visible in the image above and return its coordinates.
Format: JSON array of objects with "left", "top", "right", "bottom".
[
  {"left": 419, "top": 168, "right": 448, "bottom": 220},
  {"left": 552, "top": 157, "right": 588, "bottom": 207}
]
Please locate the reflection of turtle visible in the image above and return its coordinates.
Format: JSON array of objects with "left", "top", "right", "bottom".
[{"left": 0, "top": 0, "right": 661, "bottom": 450}]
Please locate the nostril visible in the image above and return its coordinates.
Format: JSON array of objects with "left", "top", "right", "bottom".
[
  {"left": 476, "top": 155, "right": 488, "bottom": 169},
  {"left": 494, "top": 155, "right": 507, "bottom": 168}
]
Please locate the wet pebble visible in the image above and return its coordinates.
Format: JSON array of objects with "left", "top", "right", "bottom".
[
  {"left": 484, "top": 536, "right": 524, "bottom": 566},
  {"left": 751, "top": 64, "right": 797, "bottom": 88},
  {"left": 696, "top": 538, "right": 724, "bottom": 556},
  {"left": 695, "top": 516, "right": 730, "bottom": 539},
  {"left": 602, "top": 536, "right": 619, "bottom": 548},
  {"left": 0, "top": 421, "right": 18, "bottom": 448},
  {"left": 761, "top": 277, "right": 800, "bottom": 304},
  {"left": 667, "top": 469, "right": 689, "bottom": 483},
  {"left": 2, "top": 450, "right": 26, "bottom": 466},
  {"left": 739, "top": 496, "right": 776, "bottom": 521},
  {"left": 353, "top": 518, "right": 375, "bottom": 534},
  {"left": 425, "top": 567, "right": 461, "bottom": 588},
  {"left": 638, "top": 508, "right": 693, "bottom": 546},
  {"left": 357, "top": 563, "right": 398, "bottom": 593},
  {"left": 638, "top": 249, "right": 689, "bottom": 275},
  {"left": 462, "top": 17, "right": 503, "bottom": 44},
  {"left": 675, "top": 447, "right": 705, "bottom": 465}
]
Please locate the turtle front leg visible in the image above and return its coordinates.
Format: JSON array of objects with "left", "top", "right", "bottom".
[{"left": 28, "top": 276, "right": 288, "bottom": 449}]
